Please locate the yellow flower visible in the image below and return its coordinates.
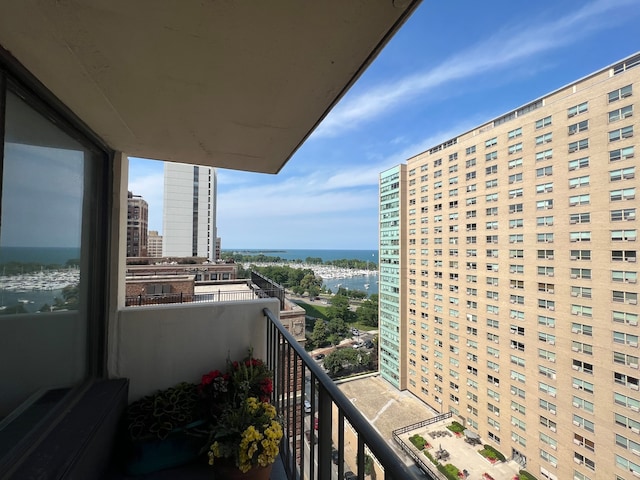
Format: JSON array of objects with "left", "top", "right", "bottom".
[
  {"left": 206, "top": 389, "right": 282, "bottom": 472},
  {"left": 208, "top": 441, "right": 221, "bottom": 465}
]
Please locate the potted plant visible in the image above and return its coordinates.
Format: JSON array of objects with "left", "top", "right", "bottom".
[
  {"left": 123, "top": 381, "right": 208, "bottom": 475},
  {"left": 203, "top": 350, "right": 283, "bottom": 479},
  {"left": 207, "top": 396, "right": 283, "bottom": 478}
]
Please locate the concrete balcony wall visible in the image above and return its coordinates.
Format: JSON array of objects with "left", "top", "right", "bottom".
[{"left": 108, "top": 298, "right": 280, "bottom": 401}]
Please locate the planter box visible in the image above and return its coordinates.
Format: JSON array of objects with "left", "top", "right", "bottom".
[{"left": 125, "top": 422, "right": 208, "bottom": 475}]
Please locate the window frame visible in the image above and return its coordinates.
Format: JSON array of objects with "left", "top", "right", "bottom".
[{"left": 0, "top": 61, "right": 111, "bottom": 475}]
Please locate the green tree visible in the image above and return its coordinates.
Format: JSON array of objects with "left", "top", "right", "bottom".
[
  {"left": 355, "top": 294, "right": 378, "bottom": 327},
  {"left": 310, "top": 319, "right": 329, "bottom": 348},
  {"left": 300, "top": 272, "right": 322, "bottom": 296},
  {"left": 323, "top": 348, "right": 361, "bottom": 376},
  {"left": 326, "top": 317, "right": 349, "bottom": 345},
  {"left": 328, "top": 294, "right": 354, "bottom": 323}
]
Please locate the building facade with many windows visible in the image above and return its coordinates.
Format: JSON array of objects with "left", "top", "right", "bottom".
[
  {"left": 147, "top": 230, "right": 163, "bottom": 258},
  {"left": 127, "top": 191, "right": 149, "bottom": 257},
  {"left": 163, "top": 162, "right": 218, "bottom": 261},
  {"left": 380, "top": 53, "right": 640, "bottom": 480},
  {"left": 379, "top": 165, "right": 407, "bottom": 389}
]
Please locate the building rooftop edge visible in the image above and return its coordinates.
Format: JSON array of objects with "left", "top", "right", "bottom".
[{"left": 403, "top": 50, "right": 640, "bottom": 164}]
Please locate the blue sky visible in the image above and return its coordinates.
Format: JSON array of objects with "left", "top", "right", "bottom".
[{"left": 129, "top": 0, "right": 640, "bottom": 250}]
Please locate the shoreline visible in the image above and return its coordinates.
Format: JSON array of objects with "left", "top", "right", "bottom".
[{"left": 242, "top": 262, "right": 378, "bottom": 281}]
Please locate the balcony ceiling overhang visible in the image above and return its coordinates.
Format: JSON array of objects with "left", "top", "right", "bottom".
[{"left": 0, "top": 1, "right": 420, "bottom": 173}]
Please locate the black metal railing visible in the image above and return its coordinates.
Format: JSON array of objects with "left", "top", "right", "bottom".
[
  {"left": 391, "top": 412, "right": 452, "bottom": 480},
  {"left": 392, "top": 412, "right": 453, "bottom": 436},
  {"left": 251, "top": 271, "right": 286, "bottom": 310},
  {"left": 125, "top": 287, "right": 282, "bottom": 307},
  {"left": 264, "top": 308, "right": 424, "bottom": 480}
]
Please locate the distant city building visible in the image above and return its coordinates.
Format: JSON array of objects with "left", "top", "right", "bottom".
[
  {"left": 127, "top": 191, "right": 148, "bottom": 257},
  {"left": 380, "top": 54, "right": 640, "bottom": 480},
  {"left": 147, "top": 230, "right": 163, "bottom": 258},
  {"left": 163, "top": 162, "right": 217, "bottom": 261},
  {"left": 215, "top": 237, "right": 221, "bottom": 261}
]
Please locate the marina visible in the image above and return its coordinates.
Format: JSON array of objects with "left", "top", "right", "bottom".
[
  {"left": 0, "top": 268, "right": 80, "bottom": 313},
  {"left": 0, "top": 268, "right": 80, "bottom": 292},
  {"left": 244, "top": 261, "right": 378, "bottom": 295}
]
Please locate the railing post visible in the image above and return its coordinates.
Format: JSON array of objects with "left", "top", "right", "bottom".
[{"left": 317, "top": 383, "right": 332, "bottom": 480}]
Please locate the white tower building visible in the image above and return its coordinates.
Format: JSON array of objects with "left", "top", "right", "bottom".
[{"left": 163, "top": 162, "right": 217, "bottom": 261}]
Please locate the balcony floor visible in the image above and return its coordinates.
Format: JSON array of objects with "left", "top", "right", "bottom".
[{"left": 104, "top": 455, "right": 287, "bottom": 479}]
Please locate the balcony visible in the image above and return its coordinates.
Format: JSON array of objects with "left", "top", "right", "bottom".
[
  {"left": 115, "top": 301, "right": 423, "bottom": 479},
  {"left": 6, "top": 297, "right": 421, "bottom": 479},
  {"left": 0, "top": 2, "right": 423, "bottom": 478}
]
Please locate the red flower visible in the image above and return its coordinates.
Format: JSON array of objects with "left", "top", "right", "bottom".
[
  {"left": 201, "top": 370, "right": 222, "bottom": 386},
  {"left": 260, "top": 378, "right": 273, "bottom": 398}
]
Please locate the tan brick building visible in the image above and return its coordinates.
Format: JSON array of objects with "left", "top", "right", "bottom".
[
  {"left": 380, "top": 53, "right": 640, "bottom": 480},
  {"left": 147, "top": 230, "right": 163, "bottom": 258},
  {"left": 127, "top": 191, "right": 148, "bottom": 257}
]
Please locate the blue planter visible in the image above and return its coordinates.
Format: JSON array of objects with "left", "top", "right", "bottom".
[{"left": 125, "top": 421, "right": 208, "bottom": 475}]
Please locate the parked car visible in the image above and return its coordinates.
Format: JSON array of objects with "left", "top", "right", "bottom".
[
  {"left": 304, "top": 400, "right": 311, "bottom": 414},
  {"left": 344, "top": 471, "right": 357, "bottom": 480},
  {"left": 364, "top": 340, "right": 374, "bottom": 349},
  {"left": 351, "top": 328, "right": 359, "bottom": 335},
  {"left": 314, "top": 353, "right": 325, "bottom": 360},
  {"left": 352, "top": 341, "right": 364, "bottom": 349}
]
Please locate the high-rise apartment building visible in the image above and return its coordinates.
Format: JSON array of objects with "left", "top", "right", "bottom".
[
  {"left": 163, "top": 162, "right": 217, "bottom": 261},
  {"left": 379, "top": 165, "right": 408, "bottom": 389},
  {"left": 147, "top": 230, "right": 163, "bottom": 258},
  {"left": 380, "top": 53, "right": 640, "bottom": 480},
  {"left": 127, "top": 191, "right": 148, "bottom": 257}
]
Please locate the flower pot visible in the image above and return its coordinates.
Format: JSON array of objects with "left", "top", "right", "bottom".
[
  {"left": 214, "top": 463, "right": 273, "bottom": 480},
  {"left": 125, "top": 421, "right": 207, "bottom": 475}
]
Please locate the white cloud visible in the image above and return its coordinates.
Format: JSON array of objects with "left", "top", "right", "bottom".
[{"left": 314, "top": 0, "right": 637, "bottom": 138}]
